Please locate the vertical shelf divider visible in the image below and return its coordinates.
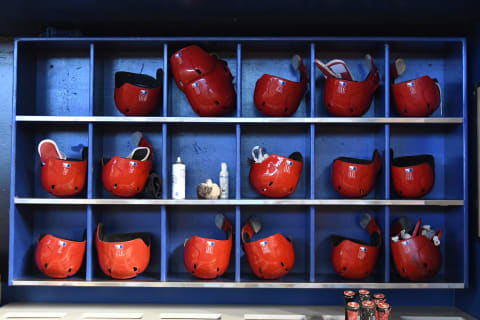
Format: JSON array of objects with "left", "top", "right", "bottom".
[
  {"left": 8, "top": 40, "right": 19, "bottom": 285},
  {"left": 161, "top": 43, "right": 169, "bottom": 282},
  {"left": 384, "top": 42, "right": 391, "bottom": 283},
  {"left": 309, "top": 42, "right": 316, "bottom": 282},
  {"left": 235, "top": 42, "right": 242, "bottom": 282},
  {"left": 461, "top": 38, "right": 469, "bottom": 287},
  {"left": 86, "top": 42, "right": 95, "bottom": 281}
]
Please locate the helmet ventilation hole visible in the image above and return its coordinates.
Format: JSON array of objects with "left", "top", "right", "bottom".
[
  {"left": 217, "top": 267, "right": 220, "bottom": 272},
  {"left": 421, "top": 188, "right": 425, "bottom": 193},
  {"left": 337, "top": 185, "right": 341, "bottom": 190},
  {"left": 427, "top": 103, "right": 430, "bottom": 109},
  {"left": 268, "top": 181, "right": 273, "bottom": 186},
  {"left": 262, "top": 101, "right": 265, "bottom": 107},
  {"left": 423, "top": 263, "right": 428, "bottom": 268},
  {"left": 191, "top": 270, "right": 195, "bottom": 274},
  {"left": 114, "top": 184, "right": 117, "bottom": 189},
  {"left": 44, "top": 263, "right": 48, "bottom": 268},
  {"left": 195, "top": 69, "right": 202, "bottom": 75},
  {"left": 328, "top": 103, "right": 331, "bottom": 108},
  {"left": 125, "top": 108, "right": 129, "bottom": 113},
  {"left": 258, "top": 268, "right": 262, "bottom": 274},
  {"left": 404, "top": 109, "right": 408, "bottom": 113},
  {"left": 68, "top": 268, "right": 72, "bottom": 273},
  {"left": 289, "top": 187, "right": 293, "bottom": 192},
  {"left": 133, "top": 266, "right": 138, "bottom": 271},
  {"left": 108, "top": 268, "right": 112, "bottom": 274},
  {"left": 285, "top": 268, "right": 289, "bottom": 271},
  {"left": 51, "top": 185, "right": 55, "bottom": 189},
  {"left": 137, "top": 187, "right": 140, "bottom": 191},
  {"left": 284, "top": 108, "right": 288, "bottom": 112},
  {"left": 194, "top": 264, "right": 197, "bottom": 269},
  {"left": 280, "top": 262, "right": 284, "bottom": 267},
  {"left": 74, "top": 187, "right": 78, "bottom": 191},
  {"left": 343, "top": 266, "right": 347, "bottom": 271},
  {"left": 215, "top": 100, "right": 220, "bottom": 105},
  {"left": 402, "top": 268, "right": 406, "bottom": 273},
  {"left": 349, "top": 108, "right": 354, "bottom": 113}
]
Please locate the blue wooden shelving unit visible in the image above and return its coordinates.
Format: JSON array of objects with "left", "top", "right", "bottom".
[{"left": 9, "top": 37, "right": 468, "bottom": 289}]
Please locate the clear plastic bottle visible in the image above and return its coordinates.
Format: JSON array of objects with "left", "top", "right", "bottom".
[{"left": 219, "top": 162, "right": 229, "bottom": 199}]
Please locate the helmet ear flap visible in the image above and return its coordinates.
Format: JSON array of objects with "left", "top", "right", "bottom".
[{"left": 249, "top": 216, "right": 262, "bottom": 234}]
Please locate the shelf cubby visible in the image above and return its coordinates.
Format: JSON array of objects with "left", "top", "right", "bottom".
[
  {"left": 166, "top": 206, "right": 236, "bottom": 282},
  {"left": 241, "top": 42, "right": 311, "bottom": 118},
  {"left": 389, "top": 41, "right": 464, "bottom": 118},
  {"left": 91, "top": 124, "right": 163, "bottom": 198},
  {"left": 240, "top": 205, "right": 310, "bottom": 282},
  {"left": 90, "top": 205, "right": 162, "bottom": 281},
  {"left": 93, "top": 43, "right": 165, "bottom": 117},
  {"left": 314, "top": 206, "right": 386, "bottom": 283},
  {"left": 167, "top": 124, "right": 236, "bottom": 199},
  {"left": 240, "top": 124, "right": 311, "bottom": 199},
  {"left": 15, "top": 123, "right": 89, "bottom": 198},
  {"left": 16, "top": 42, "right": 91, "bottom": 116},
  {"left": 314, "top": 124, "right": 386, "bottom": 199},
  {"left": 389, "top": 125, "right": 463, "bottom": 200},
  {"left": 11, "top": 205, "right": 87, "bottom": 281},
  {"left": 167, "top": 42, "right": 238, "bottom": 118},
  {"left": 314, "top": 41, "right": 386, "bottom": 118},
  {"left": 389, "top": 206, "right": 465, "bottom": 284}
]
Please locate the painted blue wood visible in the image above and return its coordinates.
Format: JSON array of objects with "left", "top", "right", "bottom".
[
  {"left": 8, "top": 37, "right": 469, "bottom": 301},
  {"left": 161, "top": 205, "right": 167, "bottom": 281},
  {"left": 86, "top": 205, "right": 93, "bottom": 281},
  {"left": 461, "top": 39, "right": 469, "bottom": 287},
  {"left": 235, "top": 205, "right": 241, "bottom": 282}
]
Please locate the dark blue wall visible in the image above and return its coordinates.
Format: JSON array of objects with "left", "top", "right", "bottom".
[{"left": 455, "top": 24, "right": 480, "bottom": 318}]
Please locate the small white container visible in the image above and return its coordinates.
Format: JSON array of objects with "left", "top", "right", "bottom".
[
  {"left": 219, "top": 162, "right": 229, "bottom": 199},
  {"left": 172, "top": 156, "right": 186, "bottom": 200}
]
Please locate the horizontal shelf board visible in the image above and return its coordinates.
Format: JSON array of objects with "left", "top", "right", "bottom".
[
  {"left": 14, "top": 198, "right": 464, "bottom": 206},
  {"left": 15, "top": 36, "right": 465, "bottom": 43},
  {"left": 11, "top": 279, "right": 465, "bottom": 289},
  {"left": 15, "top": 116, "right": 464, "bottom": 124}
]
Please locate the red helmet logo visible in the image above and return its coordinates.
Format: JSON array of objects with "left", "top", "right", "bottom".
[
  {"left": 102, "top": 132, "right": 153, "bottom": 197},
  {"left": 38, "top": 139, "right": 87, "bottom": 197},
  {"left": 391, "top": 151, "right": 434, "bottom": 198},
  {"left": 249, "top": 146, "right": 303, "bottom": 198},
  {"left": 95, "top": 223, "right": 151, "bottom": 279},
  {"left": 170, "top": 45, "right": 235, "bottom": 116},
  {"left": 35, "top": 233, "right": 86, "bottom": 278},
  {"left": 315, "top": 54, "right": 380, "bottom": 116},
  {"left": 254, "top": 55, "right": 308, "bottom": 117},
  {"left": 114, "top": 69, "right": 163, "bottom": 116},
  {"left": 332, "top": 150, "right": 382, "bottom": 198},
  {"left": 391, "top": 218, "right": 442, "bottom": 281},
  {"left": 242, "top": 216, "right": 295, "bottom": 280},
  {"left": 391, "top": 58, "right": 441, "bottom": 117},
  {"left": 184, "top": 214, "right": 232, "bottom": 279},
  {"left": 331, "top": 213, "right": 381, "bottom": 280}
]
